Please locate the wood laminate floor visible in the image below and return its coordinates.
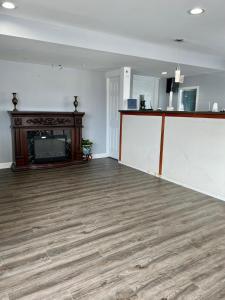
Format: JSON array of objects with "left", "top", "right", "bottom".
[{"left": 0, "top": 159, "right": 225, "bottom": 300}]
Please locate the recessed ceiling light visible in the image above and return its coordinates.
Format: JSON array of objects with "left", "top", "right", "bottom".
[
  {"left": 161, "top": 72, "right": 168, "bottom": 75},
  {"left": 188, "top": 7, "right": 205, "bottom": 15},
  {"left": 174, "top": 38, "right": 184, "bottom": 43},
  {"left": 1, "top": 1, "right": 16, "bottom": 9}
]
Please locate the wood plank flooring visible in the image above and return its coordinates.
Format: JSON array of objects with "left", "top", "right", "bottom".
[{"left": 0, "top": 158, "right": 225, "bottom": 300}]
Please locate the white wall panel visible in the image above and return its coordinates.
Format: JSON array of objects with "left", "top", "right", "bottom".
[
  {"left": 132, "top": 75, "right": 159, "bottom": 109},
  {"left": 163, "top": 117, "right": 225, "bottom": 200},
  {"left": 121, "top": 115, "right": 162, "bottom": 175}
]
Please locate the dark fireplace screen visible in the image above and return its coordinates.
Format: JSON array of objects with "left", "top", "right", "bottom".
[
  {"left": 34, "top": 135, "right": 66, "bottom": 162},
  {"left": 28, "top": 130, "right": 72, "bottom": 164}
]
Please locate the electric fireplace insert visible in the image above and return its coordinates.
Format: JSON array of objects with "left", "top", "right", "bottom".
[{"left": 27, "top": 130, "right": 72, "bottom": 164}]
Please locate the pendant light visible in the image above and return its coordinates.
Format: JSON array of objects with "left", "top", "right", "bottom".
[
  {"left": 175, "top": 65, "right": 185, "bottom": 83},
  {"left": 175, "top": 65, "right": 181, "bottom": 83}
]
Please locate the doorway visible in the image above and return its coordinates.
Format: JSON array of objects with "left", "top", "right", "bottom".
[{"left": 178, "top": 86, "right": 199, "bottom": 111}]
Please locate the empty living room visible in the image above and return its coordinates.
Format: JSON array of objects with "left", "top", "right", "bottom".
[{"left": 1, "top": 1, "right": 225, "bottom": 299}]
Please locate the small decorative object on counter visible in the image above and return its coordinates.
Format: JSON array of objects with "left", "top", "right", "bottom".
[
  {"left": 82, "top": 139, "right": 93, "bottom": 161},
  {"left": 139, "top": 95, "right": 146, "bottom": 110},
  {"left": 127, "top": 98, "right": 138, "bottom": 110},
  {"left": 12, "top": 93, "right": 18, "bottom": 111},
  {"left": 212, "top": 102, "right": 219, "bottom": 112},
  {"left": 74, "top": 96, "right": 79, "bottom": 112}
]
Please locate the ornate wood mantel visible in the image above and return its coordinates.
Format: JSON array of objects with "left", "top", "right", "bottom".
[{"left": 9, "top": 111, "right": 85, "bottom": 170}]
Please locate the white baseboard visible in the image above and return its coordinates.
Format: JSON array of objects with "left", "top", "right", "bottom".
[
  {"left": 118, "top": 160, "right": 158, "bottom": 177},
  {"left": 119, "top": 161, "right": 225, "bottom": 202},
  {"left": 92, "top": 153, "right": 109, "bottom": 159},
  {"left": 0, "top": 162, "right": 12, "bottom": 169},
  {"left": 160, "top": 175, "right": 225, "bottom": 202}
]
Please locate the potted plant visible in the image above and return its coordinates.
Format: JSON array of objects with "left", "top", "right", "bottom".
[{"left": 81, "top": 139, "right": 93, "bottom": 160}]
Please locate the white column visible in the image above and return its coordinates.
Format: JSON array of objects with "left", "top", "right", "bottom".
[{"left": 120, "top": 67, "right": 131, "bottom": 110}]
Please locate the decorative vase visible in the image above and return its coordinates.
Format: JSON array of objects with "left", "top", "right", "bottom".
[
  {"left": 82, "top": 146, "right": 92, "bottom": 160},
  {"left": 83, "top": 146, "right": 91, "bottom": 156},
  {"left": 12, "top": 93, "right": 18, "bottom": 111},
  {"left": 74, "top": 96, "right": 79, "bottom": 112}
]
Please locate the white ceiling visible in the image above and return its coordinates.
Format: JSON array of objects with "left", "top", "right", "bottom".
[
  {"left": 1, "top": 0, "right": 225, "bottom": 58},
  {"left": 0, "top": 35, "right": 219, "bottom": 77}
]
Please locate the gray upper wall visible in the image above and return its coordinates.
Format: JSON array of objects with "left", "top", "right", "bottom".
[
  {"left": 0, "top": 60, "right": 106, "bottom": 163},
  {"left": 159, "top": 71, "right": 225, "bottom": 111}
]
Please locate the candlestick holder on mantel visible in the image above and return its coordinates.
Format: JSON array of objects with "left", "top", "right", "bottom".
[
  {"left": 73, "top": 96, "right": 79, "bottom": 112},
  {"left": 12, "top": 93, "right": 18, "bottom": 111}
]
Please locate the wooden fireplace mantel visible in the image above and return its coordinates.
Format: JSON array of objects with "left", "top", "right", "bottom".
[{"left": 9, "top": 111, "right": 85, "bottom": 170}]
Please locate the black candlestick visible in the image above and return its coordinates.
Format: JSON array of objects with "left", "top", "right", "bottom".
[
  {"left": 12, "top": 93, "right": 18, "bottom": 111},
  {"left": 74, "top": 96, "right": 79, "bottom": 112}
]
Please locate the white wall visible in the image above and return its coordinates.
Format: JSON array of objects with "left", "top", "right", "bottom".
[
  {"left": 132, "top": 75, "right": 159, "bottom": 109},
  {"left": 180, "top": 71, "right": 225, "bottom": 111},
  {"left": 0, "top": 60, "right": 106, "bottom": 164},
  {"left": 163, "top": 117, "right": 225, "bottom": 201},
  {"left": 159, "top": 71, "right": 225, "bottom": 111},
  {"left": 158, "top": 78, "right": 168, "bottom": 110},
  {"left": 121, "top": 115, "right": 161, "bottom": 175}
]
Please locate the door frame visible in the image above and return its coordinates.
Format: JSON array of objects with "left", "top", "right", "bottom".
[
  {"left": 106, "top": 67, "right": 131, "bottom": 158},
  {"left": 178, "top": 86, "right": 200, "bottom": 111},
  {"left": 106, "top": 70, "right": 121, "bottom": 158}
]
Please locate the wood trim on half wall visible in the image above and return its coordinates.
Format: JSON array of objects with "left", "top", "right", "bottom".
[
  {"left": 119, "top": 110, "right": 225, "bottom": 119},
  {"left": 159, "top": 115, "right": 165, "bottom": 176},
  {"left": 119, "top": 112, "right": 123, "bottom": 161}
]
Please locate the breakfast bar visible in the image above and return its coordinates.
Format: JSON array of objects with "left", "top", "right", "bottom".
[{"left": 119, "top": 110, "right": 225, "bottom": 200}]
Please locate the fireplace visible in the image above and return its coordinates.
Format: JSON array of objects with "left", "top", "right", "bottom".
[{"left": 9, "top": 111, "right": 85, "bottom": 170}]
